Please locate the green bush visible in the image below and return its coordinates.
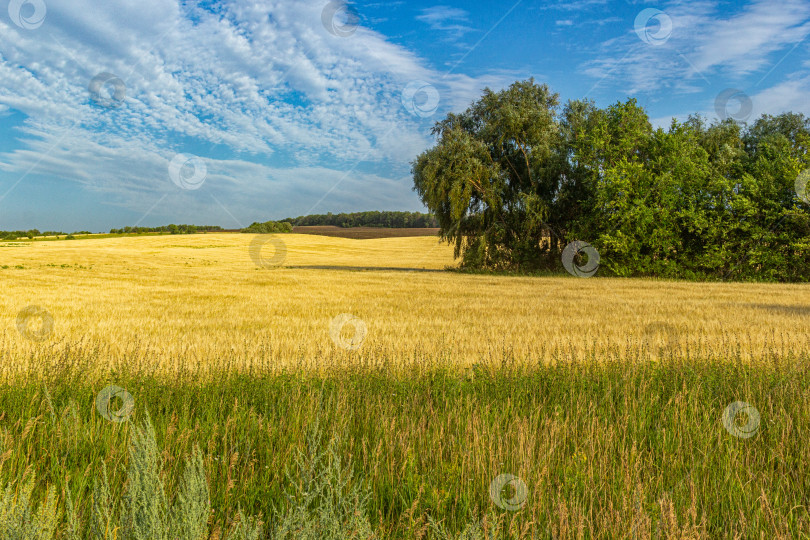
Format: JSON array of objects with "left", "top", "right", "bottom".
[{"left": 240, "top": 221, "right": 293, "bottom": 234}]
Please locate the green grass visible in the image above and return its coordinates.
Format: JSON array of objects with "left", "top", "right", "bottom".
[{"left": 1, "top": 354, "right": 809, "bottom": 538}]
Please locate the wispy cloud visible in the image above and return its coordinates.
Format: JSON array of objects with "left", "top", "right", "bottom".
[
  {"left": 416, "top": 6, "right": 474, "bottom": 40},
  {"left": 0, "top": 0, "right": 511, "bottom": 225},
  {"left": 542, "top": 0, "right": 609, "bottom": 12},
  {"left": 583, "top": 0, "right": 810, "bottom": 95}
]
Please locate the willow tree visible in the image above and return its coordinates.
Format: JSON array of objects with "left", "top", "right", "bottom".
[{"left": 412, "top": 79, "right": 564, "bottom": 270}]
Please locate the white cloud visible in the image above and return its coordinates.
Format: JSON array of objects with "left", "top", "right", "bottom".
[
  {"left": 0, "top": 0, "right": 510, "bottom": 223},
  {"left": 0, "top": 123, "right": 422, "bottom": 223},
  {"left": 651, "top": 71, "right": 810, "bottom": 129},
  {"left": 583, "top": 0, "right": 810, "bottom": 94},
  {"left": 416, "top": 6, "right": 474, "bottom": 40},
  {"left": 542, "top": 0, "right": 609, "bottom": 11}
]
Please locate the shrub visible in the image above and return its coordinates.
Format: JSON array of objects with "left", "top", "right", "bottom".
[
  {"left": 240, "top": 221, "right": 293, "bottom": 234},
  {"left": 270, "top": 425, "right": 375, "bottom": 539}
]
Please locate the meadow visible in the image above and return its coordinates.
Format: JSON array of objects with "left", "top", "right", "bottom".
[{"left": 0, "top": 233, "right": 808, "bottom": 538}]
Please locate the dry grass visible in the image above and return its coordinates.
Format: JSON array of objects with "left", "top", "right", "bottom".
[{"left": 1, "top": 233, "right": 808, "bottom": 380}]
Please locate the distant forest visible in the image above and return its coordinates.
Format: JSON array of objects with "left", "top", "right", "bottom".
[
  {"left": 283, "top": 211, "right": 438, "bottom": 228},
  {"left": 0, "top": 229, "right": 93, "bottom": 240},
  {"left": 2, "top": 213, "right": 437, "bottom": 240},
  {"left": 108, "top": 225, "right": 224, "bottom": 234}
]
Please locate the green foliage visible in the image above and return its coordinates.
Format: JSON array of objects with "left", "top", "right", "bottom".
[
  {"left": 240, "top": 220, "right": 293, "bottom": 233},
  {"left": 229, "top": 509, "right": 263, "bottom": 540},
  {"left": 283, "top": 211, "right": 438, "bottom": 228},
  {"left": 429, "top": 513, "right": 505, "bottom": 540},
  {"left": 413, "top": 79, "right": 810, "bottom": 280},
  {"left": 108, "top": 225, "right": 223, "bottom": 234},
  {"left": 170, "top": 448, "right": 211, "bottom": 540},
  {"left": 2, "top": 358, "right": 810, "bottom": 537},
  {"left": 414, "top": 80, "right": 560, "bottom": 270},
  {"left": 0, "top": 478, "right": 59, "bottom": 540},
  {"left": 0, "top": 229, "right": 43, "bottom": 241},
  {"left": 0, "top": 414, "right": 246, "bottom": 540},
  {"left": 270, "top": 426, "right": 375, "bottom": 539},
  {"left": 119, "top": 415, "right": 168, "bottom": 540},
  {"left": 89, "top": 466, "right": 113, "bottom": 540}
]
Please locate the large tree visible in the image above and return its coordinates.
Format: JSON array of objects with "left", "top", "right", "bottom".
[
  {"left": 412, "top": 79, "right": 563, "bottom": 270},
  {"left": 413, "top": 79, "right": 810, "bottom": 280}
]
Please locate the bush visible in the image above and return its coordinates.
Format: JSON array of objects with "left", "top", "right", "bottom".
[{"left": 240, "top": 221, "right": 293, "bottom": 234}]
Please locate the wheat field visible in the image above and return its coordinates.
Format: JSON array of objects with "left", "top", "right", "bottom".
[
  {"left": 1, "top": 233, "right": 808, "bottom": 380},
  {"left": 1, "top": 233, "right": 810, "bottom": 537}
]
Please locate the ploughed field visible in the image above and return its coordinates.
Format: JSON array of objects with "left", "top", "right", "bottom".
[{"left": 0, "top": 233, "right": 808, "bottom": 538}]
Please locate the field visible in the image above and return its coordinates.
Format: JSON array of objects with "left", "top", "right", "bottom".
[{"left": 1, "top": 233, "right": 809, "bottom": 538}]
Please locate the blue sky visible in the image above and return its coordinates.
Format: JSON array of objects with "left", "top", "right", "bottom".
[{"left": 0, "top": 0, "right": 808, "bottom": 231}]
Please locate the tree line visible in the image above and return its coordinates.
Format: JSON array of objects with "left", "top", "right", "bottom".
[
  {"left": 109, "top": 225, "right": 223, "bottom": 234},
  {"left": 0, "top": 229, "right": 93, "bottom": 240},
  {"left": 412, "top": 79, "right": 810, "bottom": 281},
  {"left": 283, "top": 211, "right": 438, "bottom": 228}
]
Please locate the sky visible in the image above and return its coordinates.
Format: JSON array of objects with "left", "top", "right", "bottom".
[{"left": 0, "top": 0, "right": 808, "bottom": 232}]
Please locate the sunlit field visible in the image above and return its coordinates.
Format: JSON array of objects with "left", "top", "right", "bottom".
[
  {"left": 2, "top": 233, "right": 808, "bottom": 379},
  {"left": 1, "top": 234, "right": 809, "bottom": 538}
]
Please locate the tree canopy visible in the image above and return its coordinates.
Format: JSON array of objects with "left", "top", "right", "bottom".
[
  {"left": 412, "top": 79, "right": 810, "bottom": 281},
  {"left": 284, "top": 211, "right": 437, "bottom": 228},
  {"left": 109, "top": 225, "right": 223, "bottom": 235},
  {"left": 241, "top": 220, "right": 293, "bottom": 233}
]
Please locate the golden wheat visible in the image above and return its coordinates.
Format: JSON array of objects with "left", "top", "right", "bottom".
[{"left": 1, "top": 233, "right": 808, "bottom": 380}]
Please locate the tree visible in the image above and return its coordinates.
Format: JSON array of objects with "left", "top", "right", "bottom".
[
  {"left": 413, "top": 79, "right": 563, "bottom": 270},
  {"left": 413, "top": 79, "right": 810, "bottom": 280}
]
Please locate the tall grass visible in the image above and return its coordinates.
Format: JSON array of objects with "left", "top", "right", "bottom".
[{"left": 0, "top": 349, "right": 807, "bottom": 538}]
